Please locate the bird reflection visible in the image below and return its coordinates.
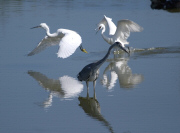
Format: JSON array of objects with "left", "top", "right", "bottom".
[
  {"left": 101, "top": 57, "right": 144, "bottom": 90},
  {"left": 78, "top": 90, "right": 114, "bottom": 133},
  {"left": 28, "top": 71, "right": 83, "bottom": 108}
]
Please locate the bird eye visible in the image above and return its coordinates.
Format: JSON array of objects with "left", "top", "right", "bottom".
[{"left": 99, "top": 26, "right": 101, "bottom": 30}]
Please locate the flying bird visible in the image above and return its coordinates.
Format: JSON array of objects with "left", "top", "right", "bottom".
[
  {"left": 96, "top": 15, "right": 143, "bottom": 53},
  {"left": 28, "top": 23, "right": 87, "bottom": 58}
]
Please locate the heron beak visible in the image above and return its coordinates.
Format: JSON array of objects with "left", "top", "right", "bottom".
[
  {"left": 120, "top": 46, "right": 130, "bottom": 55},
  {"left": 31, "top": 26, "right": 41, "bottom": 29},
  {"left": 81, "top": 48, "right": 88, "bottom": 53}
]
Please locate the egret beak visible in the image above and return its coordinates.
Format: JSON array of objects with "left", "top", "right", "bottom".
[
  {"left": 31, "top": 26, "right": 41, "bottom": 29},
  {"left": 81, "top": 48, "right": 88, "bottom": 53},
  {"left": 95, "top": 27, "right": 100, "bottom": 34}
]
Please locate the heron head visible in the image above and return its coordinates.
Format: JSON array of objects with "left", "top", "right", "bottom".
[
  {"left": 115, "top": 42, "right": 130, "bottom": 55},
  {"left": 79, "top": 45, "right": 88, "bottom": 53}
]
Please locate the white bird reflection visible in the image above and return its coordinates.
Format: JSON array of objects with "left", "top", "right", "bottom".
[
  {"left": 28, "top": 71, "right": 83, "bottom": 108},
  {"left": 101, "top": 57, "right": 144, "bottom": 90},
  {"left": 78, "top": 90, "right": 114, "bottom": 133}
]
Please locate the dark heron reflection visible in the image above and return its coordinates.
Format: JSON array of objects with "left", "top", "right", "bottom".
[
  {"left": 78, "top": 89, "right": 114, "bottom": 133},
  {"left": 28, "top": 71, "right": 83, "bottom": 108},
  {"left": 101, "top": 57, "right": 144, "bottom": 90}
]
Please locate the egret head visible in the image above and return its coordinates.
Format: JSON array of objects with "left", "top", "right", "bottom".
[
  {"left": 95, "top": 24, "right": 105, "bottom": 34},
  {"left": 115, "top": 42, "right": 130, "bottom": 55},
  {"left": 79, "top": 45, "right": 88, "bottom": 53},
  {"left": 31, "top": 23, "right": 48, "bottom": 29}
]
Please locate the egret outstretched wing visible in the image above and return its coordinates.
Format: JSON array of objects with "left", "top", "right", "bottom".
[
  {"left": 104, "top": 15, "right": 117, "bottom": 35},
  {"left": 97, "top": 15, "right": 117, "bottom": 35},
  {"left": 57, "top": 31, "right": 82, "bottom": 58},
  {"left": 28, "top": 34, "right": 63, "bottom": 56},
  {"left": 114, "top": 20, "right": 143, "bottom": 45}
]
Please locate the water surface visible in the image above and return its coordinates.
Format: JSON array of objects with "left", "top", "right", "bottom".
[{"left": 0, "top": 1, "right": 180, "bottom": 133}]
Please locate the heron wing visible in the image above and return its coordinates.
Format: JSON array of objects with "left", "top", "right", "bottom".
[
  {"left": 57, "top": 31, "right": 82, "bottom": 58},
  {"left": 114, "top": 20, "right": 143, "bottom": 44},
  {"left": 28, "top": 34, "right": 64, "bottom": 56}
]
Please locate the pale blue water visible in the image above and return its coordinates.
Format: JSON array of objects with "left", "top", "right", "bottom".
[{"left": 0, "top": 0, "right": 180, "bottom": 133}]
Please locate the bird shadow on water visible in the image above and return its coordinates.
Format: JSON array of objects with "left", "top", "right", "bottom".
[{"left": 27, "top": 71, "right": 83, "bottom": 108}]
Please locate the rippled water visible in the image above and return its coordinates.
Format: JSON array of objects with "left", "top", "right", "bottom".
[{"left": 0, "top": 1, "right": 180, "bottom": 133}]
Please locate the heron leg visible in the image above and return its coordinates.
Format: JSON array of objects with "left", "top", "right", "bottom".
[
  {"left": 93, "top": 80, "right": 96, "bottom": 91},
  {"left": 86, "top": 81, "right": 89, "bottom": 93}
]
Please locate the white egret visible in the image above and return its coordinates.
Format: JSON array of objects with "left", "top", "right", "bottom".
[
  {"left": 96, "top": 15, "right": 143, "bottom": 53},
  {"left": 28, "top": 23, "right": 87, "bottom": 58},
  {"left": 77, "top": 42, "right": 129, "bottom": 90}
]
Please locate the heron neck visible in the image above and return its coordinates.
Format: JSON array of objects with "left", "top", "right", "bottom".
[{"left": 95, "top": 44, "right": 115, "bottom": 68}]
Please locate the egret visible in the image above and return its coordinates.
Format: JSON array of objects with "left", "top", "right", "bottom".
[
  {"left": 28, "top": 23, "right": 87, "bottom": 58},
  {"left": 77, "top": 42, "right": 129, "bottom": 90},
  {"left": 96, "top": 15, "right": 143, "bottom": 53}
]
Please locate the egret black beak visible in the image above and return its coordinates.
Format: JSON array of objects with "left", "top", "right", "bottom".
[
  {"left": 95, "top": 27, "right": 101, "bottom": 34},
  {"left": 79, "top": 45, "right": 88, "bottom": 53},
  {"left": 31, "top": 26, "right": 41, "bottom": 29}
]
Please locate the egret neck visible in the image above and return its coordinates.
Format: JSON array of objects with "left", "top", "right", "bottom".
[{"left": 100, "top": 24, "right": 112, "bottom": 45}]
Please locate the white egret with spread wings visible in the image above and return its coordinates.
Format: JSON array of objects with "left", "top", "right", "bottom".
[{"left": 96, "top": 15, "right": 143, "bottom": 53}]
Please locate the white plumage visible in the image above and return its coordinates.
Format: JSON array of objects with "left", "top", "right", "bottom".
[
  {"left": 96, "top": 15, "right": 143, "bottom": 47},
  {"left": 28, "top": 23, "right": 87, "bottom": 58}
]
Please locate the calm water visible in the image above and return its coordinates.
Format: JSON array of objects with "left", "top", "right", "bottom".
[{"left": 0, "top": 0, "right": 180, "bottom": 133}]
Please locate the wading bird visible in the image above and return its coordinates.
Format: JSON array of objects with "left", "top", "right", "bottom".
[
  {"left": 77, "top": 42, "right": 129, "bottom": 90},
  {"left": 28, "top": 23, "right": 87, "bottom": 58},
  {"left": 96, "top": 15, "right": 143, "bottom": 53}
]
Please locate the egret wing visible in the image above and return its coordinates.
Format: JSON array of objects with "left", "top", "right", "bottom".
[
  {"left": 28, "top": 34, "right": 63, "bottom": 56},
  {"left": 57, "top": 32, "right": 82, "bottom": 58},
  {"left": 104, "top": 15, "right": 117, "bottom": 35},
  {"left": 97, "top": 15, "right": 117, "bottom": 35},
  {"left": 114, "top": 20, "right": 143, "bottom": 44}
]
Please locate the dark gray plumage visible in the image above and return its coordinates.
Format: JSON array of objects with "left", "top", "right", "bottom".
[{"left": 77, "top": 42, "right": 129, "bottom": 90}]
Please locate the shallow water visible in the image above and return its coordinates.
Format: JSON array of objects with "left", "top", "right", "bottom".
[{"left": 0, "top": 0, "right": 180, "bottom": 133}]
